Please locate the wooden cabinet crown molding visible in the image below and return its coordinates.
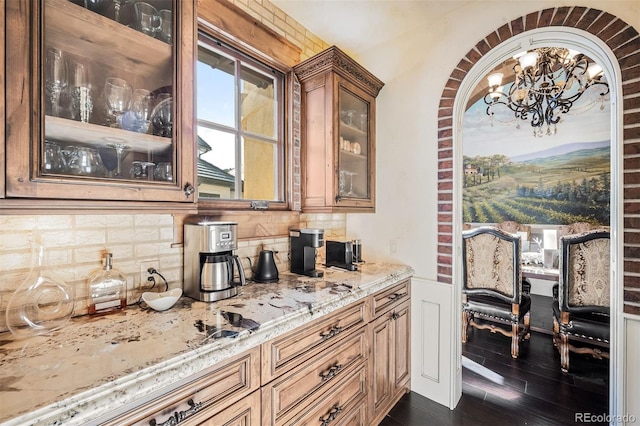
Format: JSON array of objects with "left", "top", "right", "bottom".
[{"left": 293, "top": 46, "right": 384, "bottom": 97}]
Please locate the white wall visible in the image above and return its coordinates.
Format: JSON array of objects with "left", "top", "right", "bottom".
[
  {"left": 346, "top": 0, "right": 639, "bottom": 280},
  {"left": 341, "top": 0, "right": 640, "bottom": 413}
]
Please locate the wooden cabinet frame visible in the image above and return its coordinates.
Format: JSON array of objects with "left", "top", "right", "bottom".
[
  {"left": 294, "top": 46, "right": 384, "bottom": 213},
  {"left": 2, "top": 0, "right": 197, "bottom": 212}
]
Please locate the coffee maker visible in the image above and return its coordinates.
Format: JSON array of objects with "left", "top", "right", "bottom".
[
  {"left": 290, "top": 228, "right": 324, "bottom": 277},
  {"left": 184, "top": 221, "right": 246, "bottom": 302}
]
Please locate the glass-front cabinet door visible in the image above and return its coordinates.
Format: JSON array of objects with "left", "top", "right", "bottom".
[
  {"left": 294, "top": 46, "right": 383, "bottom": 213},
  {"left": 4, "top": 0, "right": 195, "bottom": 205},
  {"left": 338, "top": 86, "right": 370, "bottom": 203}
]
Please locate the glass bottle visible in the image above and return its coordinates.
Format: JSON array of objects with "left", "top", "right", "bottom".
[
  {"left": 88, "top": 252, "right": 127, "bottom": 315},
  {"left": 5, "top": 244, "right": 75, "bottom": 338}
]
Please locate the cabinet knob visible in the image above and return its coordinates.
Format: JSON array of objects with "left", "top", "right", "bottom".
[
  {"left": 319, "top": 325, "right": 344, "bottom": 341},
  {"left": 183, "top": 182, "right": 195, "bottom": 197}
]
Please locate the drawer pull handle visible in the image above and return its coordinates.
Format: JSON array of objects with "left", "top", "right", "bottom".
[
  {"left": 149, "top": 398, "right": 203, "bottom": 426},
  {"left": 319, "top": 404, "right": 343, "bottom": 426},
  {"left": 320, "top": 325, "right": 344, "bottom": 341},
  {"left": 388, "top": 292, "right": 404, "bottom": 301},
  {"left": 391, "top": 311, "right": 400, "bottom": 320},
  {"left": 319, "top": 363, "right": 344, "bottom": 381}
]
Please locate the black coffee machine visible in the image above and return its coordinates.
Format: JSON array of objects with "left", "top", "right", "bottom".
[{"left": 289, "top": 228, "right": 324, "bottom": 277}]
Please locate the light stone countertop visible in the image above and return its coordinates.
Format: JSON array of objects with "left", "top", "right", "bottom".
[{"left": 0, "top": 262, "right": 414, "bottom": 426}]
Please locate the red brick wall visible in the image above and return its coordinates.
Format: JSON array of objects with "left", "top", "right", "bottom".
[{"left": 436, "top": 7, "right": 640, "bottom": 315}]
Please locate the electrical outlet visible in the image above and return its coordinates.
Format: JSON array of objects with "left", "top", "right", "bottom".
[
  {"left": 389, "top": 239, "right": 398, "bottom": 254},
  {"left": 139, "top": 259, "right": 159, "bottom": 288}
]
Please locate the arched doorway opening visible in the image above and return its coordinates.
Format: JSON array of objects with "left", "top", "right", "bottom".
[{"left": 435, "top": 7, "right": 638, "bottom": 416}]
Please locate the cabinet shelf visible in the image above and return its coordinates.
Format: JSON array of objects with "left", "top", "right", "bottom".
[
  {"left": 45, "top": 116, "right": 172, "bottom": 153},
  {"left": 45, "top": 0, "right": 171, "bottom": 78}
]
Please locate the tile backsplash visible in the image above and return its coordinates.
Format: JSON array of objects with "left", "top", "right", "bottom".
[{"left": 0, "top": 213, "right": 345, "bottom": 332}]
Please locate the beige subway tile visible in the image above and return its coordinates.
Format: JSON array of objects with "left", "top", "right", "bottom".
[
  {"left": 74, "top": 215, "right": 109, "bottom": 228},
  {"left": 35, "top": 215, "right": 73, "bottom": 229},
  {"left": 134, "top": 228, "right": 161, "bottom": 242},
  {"left": 106, "top": 215, "right": 135, "bottom": 227},
  {"left": 0, "top": 216, "right": 38, "bottom": 231}
]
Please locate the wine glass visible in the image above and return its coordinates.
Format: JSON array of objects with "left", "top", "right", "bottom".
[
  {"left": 131, "top": 89, "right": 153, "bottom": 133},
  {"left": 103, "top": 77, "right": 131, "bottom": 128},
  {"left": 45, "top": 48, "right": 68, "bottom": 117},
  {"left": 106, "top": 140, "right": 130, "bottom": 178}
]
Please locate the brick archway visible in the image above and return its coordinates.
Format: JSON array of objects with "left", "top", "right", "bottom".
[{"left": 436, "top": 7, "right": 640, "bottom": 314}]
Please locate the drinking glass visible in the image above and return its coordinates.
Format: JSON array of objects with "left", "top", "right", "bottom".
[
  {"left": 134, "top": 2, "right": 162, "bottom": 36},
  {"left": 103, "top": 77, "right": 131, "bottom": 127},
  {"left": 45, "top": 48, "right": 68, "bottom": 117},
  {"left": 151, "top": 93, "right": 172, "bottom": 137},
  {"left": 43, "top": 141, "right": 66, "bottom": 173},
  {"left": 154, "top": 162, "right": 173, "bottom": 181},
  {"left": 106, "top": 141, "right": 130, "bottom": 178},
  {"left": 159, "top": 9, "right": 172, "bottom": 44},
  {"left": 70, "top": 61, "right": 93, "bottom": 123},
  {"left": 131, "top": 89, "right": 153, "bottom": 133}
]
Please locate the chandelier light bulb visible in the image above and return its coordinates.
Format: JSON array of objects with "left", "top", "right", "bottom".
[
  {"left": 587, "top": 63, "right": 603, "bottom": 80},
  {"left": 518, "top": 51, "right": 538, "bottom": 69},
  {"left": 487, "top": 73, "right": 503, "bottom": 88}
]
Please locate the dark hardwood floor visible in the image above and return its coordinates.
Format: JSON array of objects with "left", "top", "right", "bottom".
[{"left": 380, "top": 297, "right": 609, "bottom": 426}]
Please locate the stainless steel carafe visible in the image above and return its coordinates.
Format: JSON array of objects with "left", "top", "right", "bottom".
[{"left": 184, "top": 222, "right": 246, "bottom": 302}]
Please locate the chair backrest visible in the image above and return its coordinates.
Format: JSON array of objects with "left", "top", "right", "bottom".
[
  {"left": 559, "top": 230, "right": 610, "bottom": 314},
  {"left": 495, "top": 221, "right": 531, "bottom": 240},
  {"left": 462, "top": 226, "right": 522, "bottom": 304}
]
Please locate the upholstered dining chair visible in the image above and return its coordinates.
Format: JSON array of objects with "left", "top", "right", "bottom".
[
  {"left": 462, "top": 227, "right": 531, "bottom": 359},
  {"left": 552, "top": 230, "right": 610, "bottom": 373}
]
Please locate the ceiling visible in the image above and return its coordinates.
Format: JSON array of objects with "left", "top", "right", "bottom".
[{"left": 270, "top": 0, "right": 471, "bottom": 59}]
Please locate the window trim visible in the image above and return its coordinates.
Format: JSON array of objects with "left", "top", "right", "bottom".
[{"left": 195, "top": 29, "right": 290, "bottom": 211}]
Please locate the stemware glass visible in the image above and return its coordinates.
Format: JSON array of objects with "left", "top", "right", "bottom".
[
  {"left": 103, "top": 77, "right": 131, "bottom": 128},
  {"left": 45, "top": 47, "right": 68, "bottom": 117},
  {"left": 106, "top": 141, "right": 130, "bottom": 178},
  {"left": 131, "top": 89, "right": 153, "bottom": 133}
]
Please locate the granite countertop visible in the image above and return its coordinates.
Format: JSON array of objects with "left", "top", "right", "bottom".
[{"left": 0, "top": 262, "right": 414, "bottom": 426}]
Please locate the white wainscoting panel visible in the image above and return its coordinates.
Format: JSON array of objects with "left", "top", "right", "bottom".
[
  {"left": 625, "top": 316, "right": 640, "bottom": 424},
  {"left": 410, "top": 277, "right": 456, "bottom": 408}
]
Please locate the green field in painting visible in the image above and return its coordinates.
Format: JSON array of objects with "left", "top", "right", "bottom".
[{"left": 463, "top": 147, "right": 610, "bottom": 225}]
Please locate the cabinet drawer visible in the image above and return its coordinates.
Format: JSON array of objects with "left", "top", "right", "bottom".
[
  {"left": 184, "top": 389, "right": 261, "bottom": 426},
  {"left": 262, "top": 327, "right": 368, "bottom": 425},
  {"left": 105, "top": 347, "right": 260, "bottom": 426},
  {"left": 261, "top": 299, "right": 367, "bottom": 383},
  {"left": 371, "top": 280, "right": 410, "bottom": 318},
  {"left": 277, "top": 359, "right": 368, "bottom": 426}
]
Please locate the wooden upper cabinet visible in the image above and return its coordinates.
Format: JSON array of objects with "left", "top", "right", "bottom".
[
  {"left": 294, "top": 46, "right": 384, "bottom": 213},
  {"left": 2, "top": 0, "right": 197, "bottom": 210}
]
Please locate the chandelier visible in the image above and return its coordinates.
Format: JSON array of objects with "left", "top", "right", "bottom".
[{"left": 484, "top": 47, "right": 609, "bottom": 137}]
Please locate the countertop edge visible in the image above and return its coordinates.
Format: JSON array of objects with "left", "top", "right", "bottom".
[{"left": 2, "top": 266, "right": 415, "bottom": 426}]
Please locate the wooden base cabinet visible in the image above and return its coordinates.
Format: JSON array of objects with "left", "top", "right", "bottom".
[
  {"left": 102, "top": 280, "right": 410, "bottom": 426},
  {"left": 369, "top": 281, "right": 411, "bottom": 426},
  {"left": 102, "top": 347, "right": 261, "bottom": 426}
]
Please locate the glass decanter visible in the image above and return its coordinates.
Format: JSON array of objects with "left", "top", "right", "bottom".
[{"left": 5, "top": 244, "right": 75, "bottom": 339}]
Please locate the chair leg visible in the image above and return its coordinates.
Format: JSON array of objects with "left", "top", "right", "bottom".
[
  {"left": 560, "top": 332, "right": 570, "bottom": 373},
  {"left": 523, "top": 312, "right": 531, "bottom": 340},
  {"left": 461, "top": 310, "right": 469, "bottom": 343},
  {"left": 511, "top": 322, "right": 519, "bottom": 359},
  {"left": 552, "top": 317, "right": 560, "bottom": 348}
]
